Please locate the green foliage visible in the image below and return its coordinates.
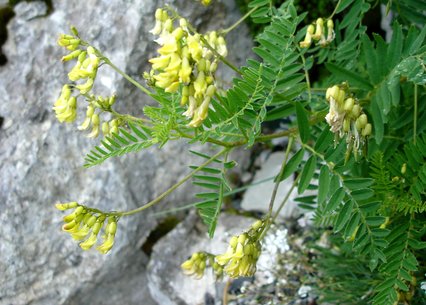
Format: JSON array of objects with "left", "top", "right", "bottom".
[
  {"left": 84, "top": 122, "right": 155, "bottom": 168},
  {"left": 190, "top": 150, "right": 233, "bottom": 238},
  {"left": 197, "top": 2, "right": 306, "bottom": 146}
]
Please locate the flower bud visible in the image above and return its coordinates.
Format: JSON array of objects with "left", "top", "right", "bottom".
[
  {"left": 172, "top": 27, "right": 184, "bottom": 40},
  {"left": 107, "top": 221, "right": 117, "bottom": 235},
  {"left": 343, "top": 118, "right": 351, "bottom": 132},
  {"left": 327, "top": 19, "right": 335, "bottom": 42},
  {"left": 252, "top": 220, "right": 263, "bottom": 231},
  {"left": 343, "top": 98, "right": 355, "bottom": 112},
  {"left": 108, "top": 95, "right": 116, "bottom": 106},
  {"left": 401, "top": 163, "right": 407, "bottom": 175},
  {"left": 210, "top": 61, "right": 218, "bottom": 73},
  {"left": 237, "top": 233, "right": 247, "bottom": 244},
  {"left": 194, "top": 71, "right": 206, "bottom": 98},
  {"left": 229, "top": 236, "right": 238, "bottom": 249},
  {"left": 74, "top": 206, "right": 84, "bottom": 215},
  {"left": 102, "top": 122, "right": 110, "bottom": 135},
  {"left": 70, "top": 26, "right": 79, "bottom": 37},
  {"left": 206, "top": 85, "right": 216, "bottom": 97},
  {"left": 361, "top": 123, "right": 372, "bottom": 136},
  {"left": 244, "top": 243, "right": 252, "bottom": 255},
  {"left": 326, "top": 85, "right": 339, "bottom": 102},
  {"left": 179, "top": 18, "right": 188, "bottom": 28},
  {"left": 351, "top": 104, "right": 361, "bottom": 119},
  {"left": 300, "top": 25, "right": 314, "bottom": 48},
  {"left": 154, "top": 8, "right": 163, "bottom": 20},
  {"left": 197, "top": 59, "right": 206, "bottom": 72},
  {"left": 62, "top": 50, "right": 82, "bottom": 62},
  {"left": 234, "top": 243, "right": 244, "bottom": 258},
  {"left": 312, "top": 18, "right": 324, "bottom": 40},
  {"left": 356, "top": 114, "right": 368, "bottom": 130},
  {"left": 55, "top": 201, "right": 78, "bottom": 211},
  {"left": 79, "top": 233, "right": 97, "bottom": 250}
]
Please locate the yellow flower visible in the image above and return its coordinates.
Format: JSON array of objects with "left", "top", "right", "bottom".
[
  {"left": 96, "top": 234, "right": 115, "bottom": 254},
  {"left": 79, "top": 233, "right": 98, "bottom": 250},
  {"left": 53, "top": 85, "right": 77, "bottom": 123}
]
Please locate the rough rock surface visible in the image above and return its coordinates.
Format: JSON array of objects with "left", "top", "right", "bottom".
[
  {"left": 0, "top": 1, "right": 252, "bottom": 304},
  {"left": 241, "top": 152, "right": 302, "bottom": 219},
  {"left": 147, "top": 213, "right": 255, "bottom": 305}
]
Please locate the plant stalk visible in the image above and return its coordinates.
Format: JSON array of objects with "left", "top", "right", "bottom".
[{"left": 117, "top": 147, "right": 229, "bottom": 216}]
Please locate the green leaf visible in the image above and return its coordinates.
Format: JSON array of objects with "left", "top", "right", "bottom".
[
  {"left": 351, "top": 188, "right": 374, "bottom": 201},
  {"left": 325, "top": 62, "right": 373, "bottom": 90},
  {"left": 325, "top": 187, "right": 346, "bottom": 212},
  {"left": 335, "top": 0, "right": 355, "bottom": 13},
  {"left": 318, "top": 166, "right": 330, "bottom": 205},
  {"left": 371, "top": 100, "right": 384, "bottom": 144},
  {"left": 279, "top": 149, "right": 305, "bottom": 181},
  {"left": 84, "top": 125, "right": 154, "bottom": 168},
  {"left": 295, "top": 102, "right": 310, "bottom": 143},
  {"left": 334, "top": 200, "right": 354, "bottom": 232},
  {"left": 298, "top": 155, "right": 317, "bottom": 194},
  {"left": 344, "top": 178, "right": 374, "bottom": 190},
  {"left": 344, "top": 212, "right": 361, "bottom": 238},
  {"left": 359, "top": 201, "right": 381, "bottom": 213},
  {"left": 365, "top": 216, "right": 385, "bottom": 226}
]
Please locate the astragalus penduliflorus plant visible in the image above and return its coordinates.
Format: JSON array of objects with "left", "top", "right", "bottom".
[{"left": 53, "top": 0, "right": 426, "bottom": 304}]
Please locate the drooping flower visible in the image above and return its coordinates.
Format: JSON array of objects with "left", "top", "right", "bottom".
[
  {"left": 53, "top": 85, "right": 77, "bottom": 123},
  {"left": 146, "top": 8, "right": 228, "bottom": 127}
]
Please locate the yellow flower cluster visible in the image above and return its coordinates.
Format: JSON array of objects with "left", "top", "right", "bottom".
[
  {"left": 78, "top": 95, "right": 120, "bottom": 138},
  {"left": 53, "top": 85, "right": 77, "bottom": 123},
  {"left": 146, "top": 8, "right": 227, "bottom": 127},
  {"left": 181, "top": 251, "right": 224, "bottom": 280},
  {"left": 300, "top": 18, "right": 335, "bottom": 48},
  {"left": 54, "top": 29, "right": 104, "bottom": 129},
  {"left": 56, "top": 202, "right": 118, "bottom": 254},
  {"left": 66, "top": 46, "right": 100, "bottom": 94},
  {"left": 181, "top": 219, "right": 266, "bottom": 279},
  {"left": 58, "top": 31, "right": 100, "bottom": 95},
  {"left": 215, "top": 219, "right": 264, "bottom": 278},
  {"left": 326, "top": 84, "right": 372, "bottom": 153},
  {"left": 181, "top": 252, "right": 208, "bottom": 279}
]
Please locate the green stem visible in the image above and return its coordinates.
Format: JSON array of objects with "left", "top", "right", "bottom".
[
  {"left": 259, "top": 137, "right": 295, "bottom": 240},
  {"left": 177, "top": 111, "right": 325, "bottom": 148},
  {"left": 271, "top": 175, "right": 300, "bottom": 223},
  {"left": 414, "top": 84, "right": 418, "bottom": 144},
  {"left": 221, "top": 6, "right": 259, "bottom": 35},
  {"left": 101, "top": 56, "right": 154, "bottom": 98},
  {"left": 151, "top": 176, "right": 276, "bottom": 216},
  {"left": 301, "top": 54, "right": 312, "bottom": 102},
  {"left": 267, "top": 137, "right": 294, "bottom": 218},
  {"left": 329, "top": 0, "right": 343, "bottom": 19},
  {"left": 117, "top": 147, "right": 229, "bottom": 216}
]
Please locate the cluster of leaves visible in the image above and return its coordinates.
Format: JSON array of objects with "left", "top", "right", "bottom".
[{"left": 72, "top": 0, "right": 425, "bottom": 303}]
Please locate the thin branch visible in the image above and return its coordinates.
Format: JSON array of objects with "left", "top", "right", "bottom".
[{"left": 116, "top": 147, "right": 230, "bottom": 216}]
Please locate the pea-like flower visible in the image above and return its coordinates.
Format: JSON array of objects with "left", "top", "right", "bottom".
[
  {"left": 56, "top": 202, "right": 119, "bottom": 254},
  {"left": 181, "top": 252, "right": 208, "bottom": 279},
  {"left": 147, "top": 8, "right": 227, "bottom": 127},
  {"left": 325, "top": 83, "right": 372, "bottom": 159},
  {"left": 181, "top": 219, "right": 266, "bottom": 280},
  {"left": 53, "top": 85, "right": 77, "bottom": 123},
  {"left": 299, "top": 17, "right": 335, "bottom": 48}
]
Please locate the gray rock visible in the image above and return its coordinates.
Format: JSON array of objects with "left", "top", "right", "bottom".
[
  {"left": 147, "top": 213, "right": 256, "bottom": 305},
  {"left": 0, "top": 1, "right": 252, "bottom": 305},
  {"left": 241, "top": 152, "right": 302, "bottom": 219}
]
